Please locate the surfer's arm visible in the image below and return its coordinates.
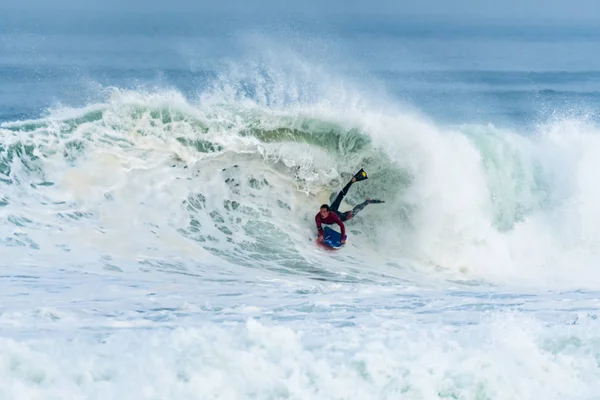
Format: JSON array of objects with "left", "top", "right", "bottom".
[
  {"left": 332, "top": 213, "right": 346, "bottom": 240},
  {"left": 315, "top": 214, "right": 324, "bottom": 237}
]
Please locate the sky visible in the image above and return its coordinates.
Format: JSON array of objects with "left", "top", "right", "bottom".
[{"left": 2, "top": 0, "right": 600, "bottom": 23}]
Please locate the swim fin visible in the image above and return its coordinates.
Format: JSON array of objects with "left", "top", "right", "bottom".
[{"left": 353, "top": 168, "right": 368, "bottom": 182}]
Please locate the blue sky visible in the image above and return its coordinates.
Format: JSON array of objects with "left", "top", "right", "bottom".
[{"left": 3, "top": 0, "right": 600, "bottom": 22}]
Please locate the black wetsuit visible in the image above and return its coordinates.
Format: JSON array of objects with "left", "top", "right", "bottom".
[{"left": 329, "top": 180, "right": 371, "bottom": 222}]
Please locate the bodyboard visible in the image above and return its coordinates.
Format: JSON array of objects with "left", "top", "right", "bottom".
[{"left": 317, "top": 226, "right": 344, "bottom": 250}]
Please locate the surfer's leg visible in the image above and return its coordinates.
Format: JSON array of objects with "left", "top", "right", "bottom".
[
  {"left": 329, "top": 180, "right": 354, "bottom": 212},
  {"left": 337, "top": 211, "right": 351, "bottom": 221},
  {"left": 329, "top": 169, "right": 369, "bottom": 212},
  {"left": 339, "top": 201, "right": 368, "bottom": 221},
  {"left": 341, "top": 199, "right": 385, "bottom": 220},
  {"left": 350, "top": 200, "right": 370, "bottom": 217}
]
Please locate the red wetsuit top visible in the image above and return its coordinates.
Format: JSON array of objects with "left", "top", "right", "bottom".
[{"left": 315, "top": 212, "right": 346, "bottom": 239}]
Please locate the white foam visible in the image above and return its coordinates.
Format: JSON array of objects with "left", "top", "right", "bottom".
[{"left": 0, "top": 315, "right": 599, "bottom": 400}]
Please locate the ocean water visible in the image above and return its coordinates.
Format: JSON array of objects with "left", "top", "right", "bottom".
[{"left": 3, "top": 10, "right": 600, "bottom": 399}]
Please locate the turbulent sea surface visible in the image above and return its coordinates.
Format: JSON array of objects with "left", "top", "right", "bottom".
[{"left": 3, "top": 11, "right": 600, "bottom": 399}]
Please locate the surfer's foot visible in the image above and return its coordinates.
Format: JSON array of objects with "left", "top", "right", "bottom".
[{"left": 367, "top": 198, "right": 385, "bottom": 204}]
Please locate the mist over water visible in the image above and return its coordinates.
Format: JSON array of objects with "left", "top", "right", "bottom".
[{"left": 3, "top": 11, "right": 600, "bottom": 399}]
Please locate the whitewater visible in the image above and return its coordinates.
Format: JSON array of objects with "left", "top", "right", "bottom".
[{"left": 3, "top": 13, "right": 600, "bottom": 399}]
